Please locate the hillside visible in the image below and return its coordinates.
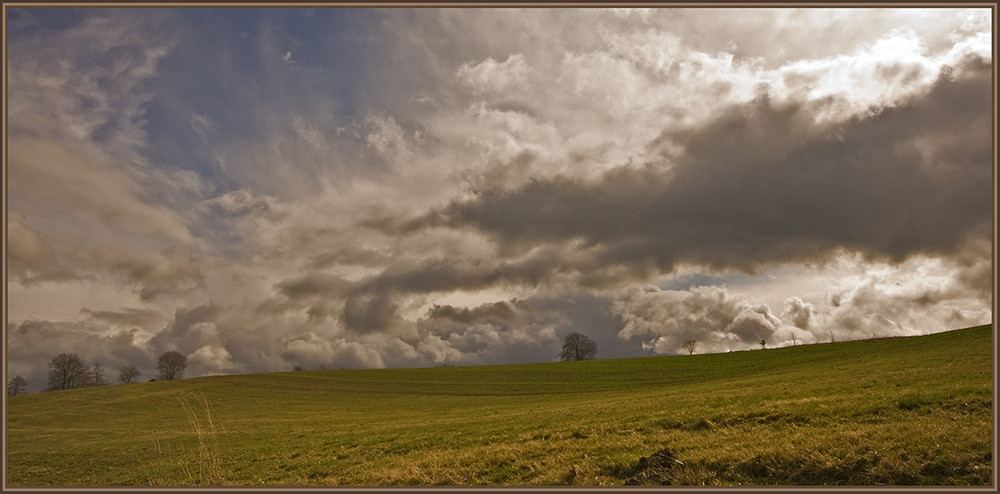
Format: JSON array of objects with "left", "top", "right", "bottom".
[{"left": 6, "top": 324, "right": 993, "bottom": 486}]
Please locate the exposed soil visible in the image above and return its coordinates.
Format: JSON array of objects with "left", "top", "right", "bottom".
[{"left": 624, "top": 448, "right": 685, "bottom": 485}]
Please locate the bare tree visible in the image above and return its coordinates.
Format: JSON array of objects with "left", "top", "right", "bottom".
[
  {"left": 559, "top": 332, "right": 597, "bottom": 361},
  {"left": 682, "top": 340, "right": 698, "bottom": 355},
  {"left": 47, "top": 353, "right": 89, "bottom": 391},
  {"left": 85, "top": 363, "right": 108, "bottom": 387},
  {"left": 157, "top": 351, "right": 187, "bottom": 380},
  {"left": 8, "top": 375, "right": 28, "bottom": 396},
  {"left": 119, "top": 365, "right": 141, "bottom": 384}
]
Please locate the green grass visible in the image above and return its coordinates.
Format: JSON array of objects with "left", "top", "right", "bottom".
[{"left": 6, "top": 324, "right": 993, "bottom": 486}]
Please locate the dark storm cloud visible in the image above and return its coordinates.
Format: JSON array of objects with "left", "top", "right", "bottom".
[
  {"left": 112, "top": 249, "right": 206, "bottom": 301},
  {"left": 415, "top": 293, "right": 630, "bottom": 365},
  {"left": 318, "top": 245, "right": 619, "bottom": 335},
  {"left": 952, "top": 238, "right": 993, "bottom": 300},
  {"left": 276, "top": 273, "right": 352, "bottom": 299},
  {"left": 319, "top": 51, "right": 991, "bottom": 335},
  {"left": 307, "top": 246, "right": 391, "bottom": 270},
  {"left": 425, "top": 56, "right": 992, "bottom": 278},
  {"left": 426, "top": 299, "right": 519, "bottom": 325},
  {"left": 274, "top": 260, "right": 506, "bottom": 334},
  {"left": 525, "top": 293, "right": 639, "bottom": 359},
  {"left": 340, "top": 292, "right": 405, "bottom": 334},
  {"left": 417, "top": 292, "right": 650, "bottom": 363},
  {"left": 80, "top": 307, "right": 165, "bottom": 328},
  {"left": 148, "top": 304, "right": 220, "bottom": 355},
  {"left": 358, "top": 258, "right": 504, "bottom": 294}
]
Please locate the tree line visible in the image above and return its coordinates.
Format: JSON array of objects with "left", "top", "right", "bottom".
[
  {"left": 7, "top": 350, "right": 189, "bottom": 396},
  {"left": 7, "top": 334, "right": 759, "bottom": 396}
]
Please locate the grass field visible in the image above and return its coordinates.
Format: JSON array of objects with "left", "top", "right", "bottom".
[{"left": 5, "top": 324, "right": 993, "bottom": 487}]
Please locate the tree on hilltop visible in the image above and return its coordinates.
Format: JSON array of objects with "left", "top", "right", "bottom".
[
  {"left": 47, "top": 353, "right": 89, "bottom": 391},
  {"left": 119, "top": 365, "right": 141, "bottom": 384},
  {"left": 559, "top": 332, "right": 597, "bottom": 361},
  {"left": 682, "top": 340, "right": 698, "bottom": 355},
  {"left": 85, "top": 362, "right": 108, "bottom": 387},
  {"left": 8, "top": 375, "right": 28, "bottom": 396},
  {"left": 157, "top": 351, "right": 187, "bottom": 381}
]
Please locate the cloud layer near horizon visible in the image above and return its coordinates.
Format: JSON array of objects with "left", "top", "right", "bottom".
[{"left": 6, "top": 7, "right": 993, "bottom": 391}]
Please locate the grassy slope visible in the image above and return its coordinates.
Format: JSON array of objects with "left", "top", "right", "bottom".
[{"left": 6, "top": 324, "right": 993, "bottom": 486}]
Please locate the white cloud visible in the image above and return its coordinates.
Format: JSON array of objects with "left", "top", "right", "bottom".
[
  {"left": 189, "top": 344, "right": 241, "bottom": 376},
  {"left": 456, "top": 53, "right": 529, "bottom": 94},
  {"left": 189, "top": 112, "right": 217, "bottom": 141},
  {"left": 609, "top": 8, "right": 653, "bottom": 22},
  {"left": 417, "top": 334, "right": 465, "bottom": 366},
  {"left": 615, "top": 245, "right": 993, "bottom": 354},
  {"left": 292, "top": 115, "right": 328, "bottom": 152},
  {"left": 614, "top": 285, "right": 782, "bottom": 354},
  {"left": 204, "top": 189, "right": 271, "bottom": 215},
  {"left": 365, "top": 113, "right": 421, "bottom": 167}
]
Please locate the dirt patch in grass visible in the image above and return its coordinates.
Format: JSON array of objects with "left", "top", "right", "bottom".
[
  {"left": 617, "top": 447, "right": 992, "bottom": 486},
  {"left": 623, "top": 448, "right": 687, "bottom": 485}
]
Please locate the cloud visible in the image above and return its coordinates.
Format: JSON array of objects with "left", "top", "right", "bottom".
[
  {"left": 6, "top": 212, "right": 55, "bottom": 268},
  {"left": 204, "top": 189, "right": 271, "bottom": 216},
  {"left": 608, "top": 8, "right": 654, "bottom": 22},
  {"left": 340, "top": 292, "right": 409, "bottom": 335},
  {"left": 415, "top": 293, "right": 637, "bottom": 365},
  {"left": 80, "top": 307, "right": 166, "bottom": 328},
  {"left": 276, "top": 273, "right": 353, "bottom": 300},
  {"left": 457, "top": 53, "right": 530, "bottom": 93},
  {"left": 8, "top": 136, "right": 195, "bottom": 245},
  {"left": 614, "top": 285, "right": 780, "bottom": 354},
  {"left": 951, "top": 238, "right": 992, "bottom": 301},
  {"left": 6, "top": 10, "right": 198, "bottom": 294},
  {"left": 782, "top": 297, "right": 817, "bottom": 331},
  {"left": 281, "top": 333, "right": 422, "bottom": 370},
  {"left": 613, "top": 242, "right": 994, "bottom": 354},
  {"left": 148, "top": 304, "right": 221, "bottom": 356},
  {"left": 188, "top": 345, "right": 241, "bottom": 376},
  {"left": 6, "top": 211, "right": 77, "bottom": 285},
  {"left": 364, "top": 113, "right": 420, "bottom": 166},
  {"left": 425, "top": 299, "right": 518, "bottom": 325},
  {"left": 112, "top": 249, "right": 207, "bottom": 301},
  {"left": 425, "top": 54, "right": 991, "bottom": 282},
  {"left": 281, "top": 332, "right": 338, "bottom": 369},
  {"left": 415, "top": 298, "right": 562, "bottom": 366},
  {"left": 7, "top": 10, "right": 173, "bottom": 148},
  {"left": 291, "top": 115, "right": 328, "bottom": 153},
  {"left": 819, "top": 256, "right": 992, "bottom": 340}
]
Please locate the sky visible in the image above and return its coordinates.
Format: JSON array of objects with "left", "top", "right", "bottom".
[{"left": 5, "top": 7, "right": 995, "bottom": 391}]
